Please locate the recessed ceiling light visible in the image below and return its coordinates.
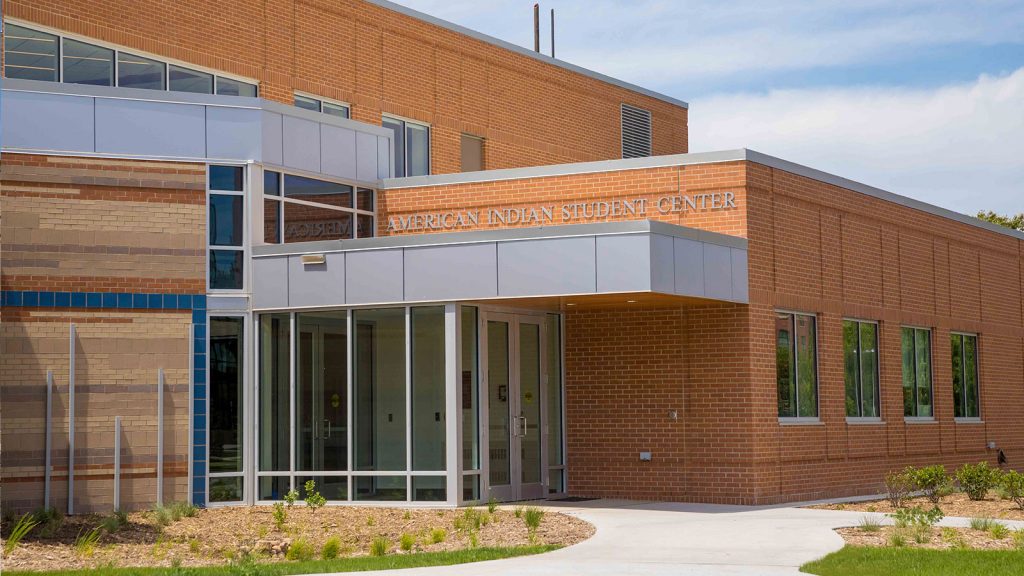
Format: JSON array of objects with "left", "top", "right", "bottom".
[
  {"left": 626, "top": 299, "right": 638, "bottom": 303},
  {"left": 566, "top": 303, "right": 576, "bottom": 306}
]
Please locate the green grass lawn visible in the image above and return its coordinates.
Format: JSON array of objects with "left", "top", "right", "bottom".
[
  {"left": 5, "top": 545, "right": 559, "bottom": 576},
  {"left": 801, "top": 546, "right": 1024, "bottom": 576}
]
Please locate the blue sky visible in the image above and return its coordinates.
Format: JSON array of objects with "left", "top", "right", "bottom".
[{"left": 393, "top": 0, "right": 1024, "bottom": 216}]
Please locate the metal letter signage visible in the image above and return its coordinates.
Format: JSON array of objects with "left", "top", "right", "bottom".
[{"left": 386, "top": 191, "right": 739, "bottom": 233}]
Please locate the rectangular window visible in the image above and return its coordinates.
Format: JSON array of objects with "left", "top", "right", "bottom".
[
  {"left": 216, "top": 76, "right": 257, "bottom": 97},
  {"left": 170, "top": 65, "right": 214, "bottom": 94},
  {"left": 383, "top": 116, "right": 430, "bottom": 177},
  {"left": 546, "top": 313, "right": 565, "bottom": 494},
  {"left": 951, "top": 333, "right": 980, "bottom": 419},
  {"left": 259, "top": 314, "right": 291, "bottom": 473},
  {"left": 208, "top": 165, "right": 245, "bottom": 290},
  {"left": 210, "top": 316, "right": 244, "bottom": 503},
  {"left": 844, "top": 320, "right": 880, "bottom": 418},
  {"left": 776, "top": 312, "right": 818, "bottom": 418},
  {"left": 4, "top": 23, "right": 59, "bottom": 82},
  {"left": 411, "top": 307, "right": 446, "bottom": 472},
  {"left": 354, "top": 308, "right": 407, "bottom": 472},
  {"left": 902, "top": 327, "right": 933, "bottom": 418},
  {"left": 117, "top": 51, "right": 165, "bottom": 90},
  {"left": 62, "top": 38, "right": 114, "bottom": 86},
  {"left": 262, "top": 170, "right": 375, "bottom": 245},
  {"left": 294, "top": 93, "right": 350, "bottom": 119},
  {"left": 461, "top": 134, "right": 484, "bottom": 172}
]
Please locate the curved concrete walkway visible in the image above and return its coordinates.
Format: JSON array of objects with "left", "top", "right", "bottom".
[{"left": 313, "top": 499, "right": 1024, "bottom": 576}]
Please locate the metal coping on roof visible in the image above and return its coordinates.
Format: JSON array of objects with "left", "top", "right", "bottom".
[
  {"left": 365, "top": 0, "right": 689, "bottom": 110},
  {"left": 381, "top": 149, "right": 1024, "bottom": 243},
  {"left": 252, "top": 219, "right": 747, "bottom": 258}
]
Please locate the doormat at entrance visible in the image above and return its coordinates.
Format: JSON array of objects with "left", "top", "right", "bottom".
[{"left": 551, "top": 497, "right": 599, "bottom": 502}]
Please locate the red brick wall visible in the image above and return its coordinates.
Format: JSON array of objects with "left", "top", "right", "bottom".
[{"left": 6, "top": 0, "right": 688, "bottom": 174}]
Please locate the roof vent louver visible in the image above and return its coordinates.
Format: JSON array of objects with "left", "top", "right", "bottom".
[{"left": 621, "top": 104, "right": 652, "bottom": 159}]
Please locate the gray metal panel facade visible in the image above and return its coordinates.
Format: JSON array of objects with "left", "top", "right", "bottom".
[
  {"left": 2, "top": 90, "right": 95, "bottom": 153},
  {"left": 207, "top": 106, "right": 262, "bottom": 160},
  {"left": 346, "top": 249, "right": 404, "bottom": 304},
  {"left": 377, "top": 136, "right": 391, "bottom": 179},
  {"left": 498, "top": 237, "right": 596, "bottom": 297},
  {"left": 260, "top": 110, "right": 284, "bottom": 165},
  {"left": 673, "top": 237, "right": 705, "bottom": 297},
  {"left": 650, "top": 234, "right": 675, "bottom": 294},
  {"left": 702, "top": 243, "right": 733, "bottom": 301},
  {"left": 282, "top": 115, "right": 320, "bottom": 173},
  {"left": 356, "top": 131, "right": 378, "bottom": 182},
  {"left": 596, "top": 234, "right": 651, "bottom": 293},
  {"left": 404, "top": 243, "right": 498, "bottom": 302},
  {"left": 252, "top": 256, "right": 289, "bottom": 309},
  {"left": 731, "top": 248, "right": 749, "bottom": 303},
  {"left": 287, "top": 252, "right": 345, "bottom": 307},
  {"left": 95, "top": 99, "right": 206, "bottom": 157},
  {"left": 321, "top": 124, "right": 358, "bottom": 180}
]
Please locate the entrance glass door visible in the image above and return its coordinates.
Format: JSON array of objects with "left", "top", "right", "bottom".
[{"left": 486, "top": 314, "right": 545, "bottom": 502}]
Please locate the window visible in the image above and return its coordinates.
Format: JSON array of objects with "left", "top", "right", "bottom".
[
  {"left": 4, "top": 23, "right": 59, "bottom": 81},
  {"left": 460, "top": 134, "right": 484, "bottom": 172},
  {"left": 383, "top": 116, "right": 430, "bottom": 177},
  {"left": 902, "top": 327, "right": 933, "bottom": 418},
  {"left": 262, "top": 170, "right": 375, "bottom": 244},
  {"left": 776, "top": 312, "right": 818, "bottom": 418},
  {"left": 2, "top": 22, "right": 257, "bottom": 96},
  {"left": 209, "top": 165, "right": 245, "bottom": 290},
  {"left": 951, "top": 333, "right": 980, "bottom": 419},
  {"left": 209, "top": 316, "right": 244, "bottom": 503},
  {"left": 844, "top": 320, "right": 880, "bottom": 418},
  {"left": 295, "top": 93, "right": 350, "bottom": 119},
  {"left": 621, "top": 103, "right": 652, "bottom": 158}
]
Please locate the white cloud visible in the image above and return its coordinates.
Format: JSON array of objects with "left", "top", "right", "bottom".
[{"left": 689, "top": 68, "right": 1024, "bottom": 215}]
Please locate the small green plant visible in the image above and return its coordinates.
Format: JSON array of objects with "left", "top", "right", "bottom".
[
  {"left": 370, "top": 536, "right": 390, "bottom": 557},
  {"left": 100, "top": 509, "right": 129, "bottom": 533},
  {"left": 910, "top": 465, "right": 952, "bottom": 505},
  {"left": 970, "top": 517, "right": 997, "bottom": 531},
  {"left": 402, "top": 510, "right": 412, "bottom": 520},
  {"left": 169, "top": 501, "right": 198, "bottom": 520},
  {"left": 513, "top": 506, "right": 523, "bottom": 518},
  {"left": 3, "top": 513, "right": 40, "bottom": 556},
  {"left": 430, "top": 528, "right": 447, "bottom": 543},
  {"left": 956, "top": 461, "right": 1001, "bottom": 501},
  {"left": 911, "top": 525, "right": 932, "bottom": 544},
  {"left": 284, "top": 488, "right": 299, "bottom": 507},
  {"left": 1001, "top": 470, "right": 1024, "bottom": 510},
  {"left": 151, "top": 504, "right": 172, "bottom": 527},
  {"left": 303, "top": 480, "right": 326, "bottom": 511},
  {"left": 469, "top": 532, "right": 479, "bottom": 548},
  {"left": 940, "top": 527, "right": 969, "bottom": 549},
  {"left": 523, "top": 507, "right": 544, "bottom": 532},
  {"left": 272, "top": 501, "right": 287, "bottom": 530},
  {"left": 400, "top": 532, "right": 415, "bottom": 552},
  {"left": 257, "top": 525, "right": 268, "bottom": 538},
  {"left": 858, "top": 515, "right": 882, "bottom": 532},
  {"left": 992, "top": 484, "right": 1011, "bottom": 500},
  {"left": 285, "top": 538, "right": 315, "bottom": 561},
  {"left": 487, "top": 497, "right": 499, "bottom": 514},
  {"left": 884, "top": 468, "right": 915, "bottom": 509},
  {"left": 366, "top": 515, "right": 375, "bottom": 527},
  {"left": 455, "top": 508, "right": 484, "bottom": 532},
  {"left": 890, "top": 505, "right": 943, "bottom": 528},
  {"left": 989, "top": 523, "right": 1010, "bottom": 540},
  {"left": 888, "top": 528, "right": 908, "bottom": 547},
  {"left": 74, "top": 526, "right": 102, "bottom": 557},
  {"left": 188, "top": 539, "right": 201, "bottom": 553},
  {"left": 32, "top": 507, "right": 64, "bottom": 538},
  {"left": 1013, "top": 529, "right": 1024, "bottom": 549},
  {"left": 321, "top": 536, "right": 341, "bottom": 560}
]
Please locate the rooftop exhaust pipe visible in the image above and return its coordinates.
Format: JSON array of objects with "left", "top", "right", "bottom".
[{"left": 534, "top": 4, "right": 540, "bottom": 53}]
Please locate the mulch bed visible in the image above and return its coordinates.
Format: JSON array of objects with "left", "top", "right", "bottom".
[
  {"left": 837, "top": 525, "right": 1022, "bottom": 551},
  {"left": 1, "top": 505, "right": 594, "bottom": 572},
  {"left": 809, "top": 493, "right": 1024, "bottom": 521}
]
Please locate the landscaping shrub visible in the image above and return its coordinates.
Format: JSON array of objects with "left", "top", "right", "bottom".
[
  {"left": 1013, "top": 529, "right": 1024, "bottom": 550},
  {"left": 33, "top": 507, "right": 63, "bottom": 538},
  {"left": 3, "top": 513, "right": 39, "bottom": 556},
  {"left": 989, "top": 523, "right": 1010, "bottom": 540},
  {"left": 487, "top": 497, "right": 498, "bottom": 514},
  {"left": 940, "top": 527, "right": 969, "bottom": 549},
  {"left": 888, "top": 528, "right": 908, "bottom": 547},
  {"left": 100, "top": 510, "right": 129, "bottom": 533},
  {"left": 910, "top": 465, "right": 952, "bottom": 505},
  {"left": 523, "top": 507, "right": 545, "bottom": 532},
  {"left": 285, "top": 538, "right": 314, "bottom": 561},
  {"left": 858, "top": 515, "right": 882, "bottom": 532},
  {"left": 370, "top": 536, "right": 390, "bottom": 557},
  {"left": 321, "top": 536, "right": 341, "bottom": 560},
  {"left": 304, "top": 480, "right": 326, "bottom": 511},
  {"left": 885, "top": 468, "right": 915, "bottom": 509},
  {"left": 430, "top": 528, "right": 447, "bottom": 543},
  {"left": 169, "top": 501, "right": 198, "bottom": 520},
  {"left": 272, "top": 502, "right": 287, "bottom": 530},
  {"left": 74, "top": 526, "right": 102, "bottom": 557},
  {"left": 970, "top": 517, "right": 997, "bottom": 531},
  {"left": 890, "top": 505, "right": 943, "bottom": 529},
  {"left": 400, "top": 532, "right": 415, "bottom": 552},
  {"left": 956, "top": 461, "right": 1001, "bottom": 501},
  {"left": 1001, "top": 470, "right": 1024, "bottom": 510},
  {"left": 284, "top": 488, "right": 299, "bottom": 507}
]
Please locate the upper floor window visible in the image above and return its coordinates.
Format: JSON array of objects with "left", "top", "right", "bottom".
[
  {"left": 844, "top": 320, "right": 880, "bottom": 419},
  {"left": 295, "top": 93, "right": 350, "bottom": 119},
  {"left": 901, "top": 327, "right": 933, "bottom": 418},
  {"left": 383, "top": 116, "right": 430, "bottom": 177},
  {"left": 776, "top": 312, "right": 818, "bottom": 419},
  {"left": 209, "top": 165, "right": 246, "bottom": 291},
  {"left": 951, "top": 333, "right": 980, "bottom": 419},
  {"left": 3, "top": 22, "right": 257, "bottom": 96},
  {"left": 263, "top": 170, "right": 375, "bottom": 244}
]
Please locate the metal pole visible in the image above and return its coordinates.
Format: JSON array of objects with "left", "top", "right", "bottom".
[
  {"left": 551, "top": 9, "right": 555, "bottom": 58},
  {"left": 45, "top": 370, "right": 53, "bottom": 509},
  {"left": 533, "top": 4, "right": 540, "bottom": 53},
  {"left": 157, "top": 368, "right": 165, "bottom": 505},
  {"left": 68, "top": 323, "right": 76, "bottom": 515},
  {"left": 113, "top": 416, "right": 121, "bottom": 511}
]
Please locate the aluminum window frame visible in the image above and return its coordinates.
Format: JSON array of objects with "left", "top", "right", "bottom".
[
  {"left": 950, "top": 331, "right": 982, "bottom": 421},
  {"left": 259, "top": 167, "right": 377, "bottom": 245},
  {"left": 294, "top": 91, "right": 351, "bottom": 119},
  {"left": 775, "top": 310, "right": 820, "bottom": 422},
  {"left": 843, "top": 318, "right": 883, "bottom": 422},
  {"left": 206, "top": 312, "right": 251, "bottom": 507},
  {"left": 901, "top": 326, "right": 935, "bottom": 420},
  {"left": 207, "top": 163, "right": 250, "bottom": 294},
  {"left": 383, "top": 114, "right": 432, "bottom": 178}
]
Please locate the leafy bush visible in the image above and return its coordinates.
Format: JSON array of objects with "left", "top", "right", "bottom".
[
  {"left": 370, "top": 536, "right": 390, "bottom": 557},
  {"left": 400, "top": 533, "right": 415, "bottom": 552},
  {"left": 33, "top": 507, "right": 63, "bottom": 538},
  {"left": 989, "top": 523, "right": 1010, "bottom": 540},
  {"left": 858, "top": 516, "right": 882, "bottom": 532},
  {"left": 956, "top": 462, "right": 1001, "bottom": 501},
  {"left": 970, "top": 517, "right": 997, "bottom": 531},
  {"left": 3, "top": 513, "right": 39, "bottom": 556},
  {"left": 284, "top": 488, "right": 299, "bottom": 507},
  {"left": 100, "top": 510, "right": 129, "bottom": 533},
  {"left": 321, "top": 536, "right": 341, "bottom": 560},
  {"left": 285, "top": 538, "right": 314, "bottom": 561},
  {"left": 74, "top": 526, "right": 102, "bottom": 557},
  {"left": 890, "top": 505, "right": 943, "bottom": 529},
  {"left": 430, "top": 528, "right": 447, "bottom": 543},
  {"left": 523, "top": 507, "right": 545, "bottom": 533},
  {"left": 885, "top": 468, "right": 915, "bottom": 508},
  {"left": 272, "top": 502, "right": 287, "bottom": 530},
  {"left": 303, "top": 480, "right": 326, "bottom": 511},
  {"left": 1001, "top": 470, "right": 1024, "bottom": 510},
  {"left": 910, "top": 465, "right": 952, "bottom": 505}
]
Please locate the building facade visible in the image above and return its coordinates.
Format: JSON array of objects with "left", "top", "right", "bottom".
[{"left": 1, "top": 1, "right": 1021, "bottom": 514}]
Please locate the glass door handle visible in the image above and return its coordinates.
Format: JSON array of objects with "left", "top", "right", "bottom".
[
  {"left": 521, "top": 415, "right": 528, "bottom": 438},
  {"left": 323, "top": 419, "right": 331, "bottom": 439}
]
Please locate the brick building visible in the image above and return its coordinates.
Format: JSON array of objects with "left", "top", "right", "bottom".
[{"left": 1, "top": 1, "right": 1021, "bottom": 513}]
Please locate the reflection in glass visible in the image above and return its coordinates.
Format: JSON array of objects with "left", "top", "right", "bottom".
[
  {"left": 4, "top": 24, "right": 59, "bottom": 82},
  {"left": 383, "top": 117, "right": 405, "bottom": 178},
  {"left": 264, "top": 171, "right": 281, "bottom": 195},
  {"left": 357, "top": 188, "right": 374, "bottom": 212},
  {"left": 264, "top": 199, "right": 281, "bottom": 244},
  {"left": 210, "top": 317, "right": 243, "bottom": 473},
  {"left": 295, "top": 94, "right": 320, "bottom": 112},
  {"left": 210, "top": 250, "right": 243, "bottom": 290},
  {"left": 118, "top": 52, "right": 165, "bottom": 90},
  {"left": 216, "top": 76, "right": 257, "bottom": 97},
  {"left": 519, "top": 323, "right": 542, "bottom": 484},
  {"left": 260, "top": 314, "right": 290, "bottom": 471},
  {"left": 298, "top": 476, "right": 347, "bottom": 501},
  {"left": 297, "top": 312, "right": 349, "bottom": 472},
  {"left": 463, "top": 474, "right": 480, "bottom": 502},
  {"left": 915, "top": 329, "right": 932, "bottom": 417},
  {"left": 354, "top": 308, "right": 407, "bottom": 471},
  {"left": 284, "top": 174, "right": 353, "bottom": 208},
  {"left": 283, "top": 203, "right": 353, "bottom": 242},
  {"left": 169, "top": 65, "right": 213, "bottom": 94},
  {"left": 354, "top": 476, "right": 406, "bottom": 501},
  {"left": 357, "top": 214, "right": 375, "bottom": 239},
  {"left": 859, "top": 322, "right": 878, "bottom": 418},
  {"left": 412, "top": 307, "right": 446, "bottom": 471},
  {"left": 413, "top": 477, "right": 446, "bottom": 502},
  {"left": 546, "top": 314, "right": 564, "bottom": 492},
  {"left": 964, "top": 335, "right": 979, "bottom": 418},
  {"left": 210, "top": 165, "right": 244, "bottom": 191},
  {"left": 406, "top": 123, "right": 430, "bottom": 177},
  {"left": 462, "top": 307, "right": 480, "bottom": 471},
  {"left": 487, "top": 320, "right": 511, "bottom": 487},
  {"left": 323, "top": 102, "right": 349, "bottom": 118},
  {"left": 63, "top": 38, "right": 114, "bottom": 86},
  {"left": 258, "top": 476, "right": 291, "bottom": 501},
  {"left": 209, "top": 476, "right": 243, "bottom": 503},
  {"left": 776, "top": 314, "right": 794, "bottom": 417},
  {"left": 210, "top": 195, "right": 243, "bottom": 246}
]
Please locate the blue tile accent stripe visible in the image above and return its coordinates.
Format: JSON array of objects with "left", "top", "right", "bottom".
[{"left": 1, "top": 290, "right": 209, "bottom": 507}]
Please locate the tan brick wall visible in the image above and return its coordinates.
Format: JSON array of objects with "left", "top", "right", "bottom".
[{"left": 7, "top": 0, "right": 688, "bottom": 174}]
